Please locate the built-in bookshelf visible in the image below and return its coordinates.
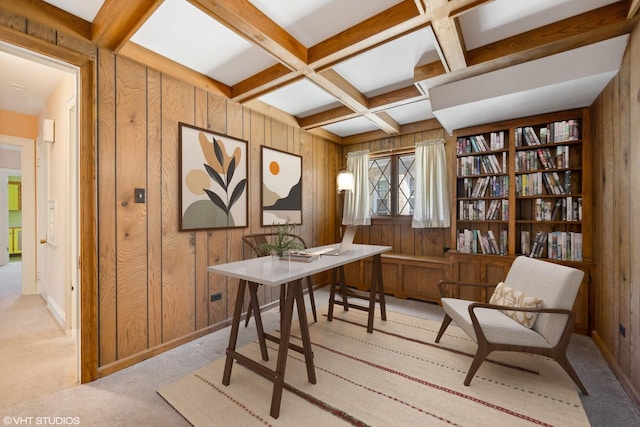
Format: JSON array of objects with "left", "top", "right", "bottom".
[
  {"left": 452, "top": 108, "right": 591, "bottom": 263},
  {"left": 515, "top": 118, "right": 584, "bottom": 261},
  {"left": 455, "top": 130, "right": 509, "bottom": 256},
  {"left": 449, "top": 109, "right": 591, "bottom": 334}
]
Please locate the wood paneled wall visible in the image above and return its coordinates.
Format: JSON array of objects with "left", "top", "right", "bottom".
[
  {"left": 95, "top": 51, "right": 340, "bottom": 369},
  {"left": 591, "top": 22, "right": 640, "bottom": 404},
  {"left": 341, "top": 129, "right": 454, "bottom": 256}
]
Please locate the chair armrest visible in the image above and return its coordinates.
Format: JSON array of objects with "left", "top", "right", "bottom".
[{"left": 437, "top": 280, "right": 497, "bottom": 298}]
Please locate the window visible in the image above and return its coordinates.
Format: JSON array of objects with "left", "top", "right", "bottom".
[{"left": 369, "top": 152, "right": 415, "bottom": 217}]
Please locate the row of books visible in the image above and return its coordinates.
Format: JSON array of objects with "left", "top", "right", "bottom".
[
  {"left": 462, "top": 176, "right": 509, "bottom": 198},
  {"left": 521, "top": 230, "right": 583, "bottom": 261},
  {"left": 533, "top": 197, "right": 582, "bottom": 221},
  {"left": 457, "top": 152, "right": 507, "bottom": 176},
  {"left": 457, "top": 229, "right": 507, "bottom": 255},
  {"left": 515, "top": 120, "right": 580, "bottom": 147},
  {"left": 459, "top": 199, "right": 508, "bottom": 221},
  {"left": 515, "top": 171, "right": 572, "bottom": 196},
  {"left": 515, "top": 145, "right": 570, "bottom": 172},
  {"left": 456, "top": 131, "right": 506, "bottom": 154}
]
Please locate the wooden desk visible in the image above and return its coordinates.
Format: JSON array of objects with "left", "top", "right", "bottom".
[{"left": 208, "top": 243, "right": 391, "bottom": 419}]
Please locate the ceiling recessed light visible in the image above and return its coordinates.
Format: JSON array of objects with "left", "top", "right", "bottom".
[{"left": 9, "top": 83, "right": 28, "bottom": 92}]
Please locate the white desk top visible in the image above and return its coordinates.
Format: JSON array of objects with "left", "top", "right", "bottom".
[{"left": 208, "top": 243, "right": 391, "bottom": 287}]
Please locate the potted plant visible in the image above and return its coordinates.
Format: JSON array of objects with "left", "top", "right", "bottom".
[{"left": 258, "top": 221, "right": 304, "bottom": 257}]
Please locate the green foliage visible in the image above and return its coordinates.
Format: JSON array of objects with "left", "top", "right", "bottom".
[{"left": 258, "top": 221, "right": 304, "bottom": 256}]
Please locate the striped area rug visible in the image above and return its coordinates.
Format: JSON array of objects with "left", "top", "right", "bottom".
[{"left": 158, "top": 309, "right": 590, "bottom": 426}]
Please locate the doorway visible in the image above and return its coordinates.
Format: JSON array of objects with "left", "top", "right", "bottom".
[{"left": 0, "top": 43, "right": 80, "bottom": 397}]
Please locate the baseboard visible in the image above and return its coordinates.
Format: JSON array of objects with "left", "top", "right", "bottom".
[
  {"left": 47, "top": 295, "right": 66, "bottom": 331},
  {"left": 591, "top": 330, "right": 640, "bottom": 408}
]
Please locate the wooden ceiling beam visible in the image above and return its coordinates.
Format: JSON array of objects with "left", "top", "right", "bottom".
[
  {"left": 341, "top": 118, "right": 442, "bottom": 145},
  {"left": 369, "top": 85, "right": 426, "bottom": 111},
  {"left": 465, "top": 1, "right": 631, "bottom": 65},
  {"left": 0, "top": 0, "right": 91, "bottom": 40},
  {"left": 415, "top": 1, "right": 634, "bottom": 89},
  {"left": 425, "top": 0, "right": 486, "bottom": 71},
  {"left": 299, "top": 106, "right": 359, "bottom": 130},
  {"left": 119, "top": 42, "right": 230, "bottom": 97},
  {"left": 308, "top": 1, "right": 422, "bottom": 69},
  {"left": 368, "top": 111, "right": 401, "bottom": 134},
  {"left": 629, "top": 0, "right": 640, "bottom": 18},
  {"left": 299, "top": 85, "right": 427, "bottom": 130},
  {"left": 413, "top": 0, "right": 427, "bottom": 15},
  {"left": 231, "top": 64, "right": 300, "bottom": 102},
  {"left": 92, "top": 0, "right": 162, "bottom": 52},
  {"left": 189, "top": 0, "right": 307, "bottom": 69},
  {"left": 311, "top": 69, "right": 400, "bottom": 135}
]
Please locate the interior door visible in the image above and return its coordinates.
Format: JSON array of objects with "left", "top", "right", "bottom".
[{"left": 37, "top": 137, "right": 49, "bottom": 297}]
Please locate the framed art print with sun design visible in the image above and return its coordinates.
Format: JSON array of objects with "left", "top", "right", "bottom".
[
  {"left": 179, "top": 123, "right": 248, "bottom": 230},
  {"left": 261, "top": 146, "right": 302, "bottom": 226}
]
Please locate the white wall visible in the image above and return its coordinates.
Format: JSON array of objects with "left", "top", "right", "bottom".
[{"left": 42, "top": 73, "right": 75, "bottom": 326}]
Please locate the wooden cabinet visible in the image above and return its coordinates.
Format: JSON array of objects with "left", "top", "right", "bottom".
[
  {"left": 449, "top": 108, "right": 592, "bottom": 334},
  {"left": 8, "top": 227, "right": 22, "bottom": 255},
  {"left": 8, "top": 182, "right": 21, "bottom": 211},
  {"left": 341, "top": 253, "right": 449, "bottom": 304},
  {"left": 449, "top": 252, "right": 513, "bottom": 301}
]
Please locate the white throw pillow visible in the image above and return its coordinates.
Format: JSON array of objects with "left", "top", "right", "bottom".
[{"left": 489, "top": 282, "right": 543, "bottom": 328}]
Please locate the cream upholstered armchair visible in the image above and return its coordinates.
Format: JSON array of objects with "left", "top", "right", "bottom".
[{"left": 435, "top": 256, "right": 588, "bottom": 395}]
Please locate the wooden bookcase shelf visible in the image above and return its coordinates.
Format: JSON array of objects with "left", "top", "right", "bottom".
[{"left": 449, "top": 108, "right": 592, "bottom": 334}]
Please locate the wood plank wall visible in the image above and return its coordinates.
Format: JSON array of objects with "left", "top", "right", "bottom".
[
  {"left": 591, "top": 22, "right": 640, "bottom": 403},
  {"left": 96, "top": 51, "right": 340, "bottom": 368},
  {"left": 341, "top": 130, "right": 454, "bottom": 256}
]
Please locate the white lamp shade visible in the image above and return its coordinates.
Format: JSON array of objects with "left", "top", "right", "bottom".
[{"left": 336, "top": 170, "right": 354, "bottom": 192}]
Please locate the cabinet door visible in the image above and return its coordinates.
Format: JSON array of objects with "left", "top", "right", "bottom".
[
  {"left": 13, "top": 228, "right": 22, "bottom": 254},
  {"left": 8, "top": 228, "right": 14, "bottom": 254},
  {"left": 8, "top": 183, "right": 20, "bottom": 211},
  {"left": 451, "top": 256, "right": 482, "bottom": 300}
]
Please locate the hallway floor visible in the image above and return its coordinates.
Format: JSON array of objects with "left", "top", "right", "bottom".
[{"left": 0, "top": 261, "right": 76, "bottom": 408}]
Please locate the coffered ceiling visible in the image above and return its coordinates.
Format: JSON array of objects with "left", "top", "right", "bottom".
[{"left": 1, "top": 0, "right": 638, "bottom": 142}]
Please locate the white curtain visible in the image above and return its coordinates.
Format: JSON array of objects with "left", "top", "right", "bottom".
[
  {"left": 342, "top": 150, "right": 371, "bottom": 225},
  {"left": 412, "top": 140, "right": 450, "bottom": 228}
]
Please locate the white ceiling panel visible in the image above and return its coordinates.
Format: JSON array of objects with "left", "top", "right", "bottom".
[
  {"left": 384, "top": 99, "right": 434, "bottom": 125},
  {"left": 333, "top": 27, "right": 439, "bottom": 97},
  {"left": 432, "top": 73, "right": 616, "bottom": 134},
  {"left": 42, "top": 0, "right": 105, "bottom": 22},
  {"left": 430, "top": 35, "right": 628, "bottom": 133},
  {"left": 249, "top": 0, "right": 404, "bottom": 47},
  {"left": 258, "top": 79, "right": 342, "bottom": 117},
  {"left": 459, "top": 0, "right": 620, "bottom": 50},
  {"left": 131, "top": 0, "right": 277, "bottom": 86},
  {"left": 322, "top": 115, "right": 380, "bottom": 137}
]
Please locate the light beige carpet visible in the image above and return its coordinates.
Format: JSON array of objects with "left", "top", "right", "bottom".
[{"left": 158, "top": 308, "right": 590, "bottom": 426}]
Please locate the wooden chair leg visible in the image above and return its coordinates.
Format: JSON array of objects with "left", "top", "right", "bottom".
[
  {"left": 435, "top": 314, "right": 452, "bottom": 343},
  {"left": 464, "top": 343, "right": 491, "bottom": 386},
  {"left": 555, "top": 353, "right": 589, "bottom": 395},
  {"left": 306, "top": 277, "right": 317, "bottom": 322}
]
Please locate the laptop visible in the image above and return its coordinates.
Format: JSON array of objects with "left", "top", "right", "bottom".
[{"left": 313, "top": 225, "right": 357, "bottom": 256}]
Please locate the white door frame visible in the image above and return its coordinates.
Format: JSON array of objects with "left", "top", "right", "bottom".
[{"left": 66, "top": 95, "right": 80, "bottom": 338}]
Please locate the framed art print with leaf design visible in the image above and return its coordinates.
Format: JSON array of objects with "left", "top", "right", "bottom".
[
  {"left": 179, "top": 123, "right": 248, "bottom": 230},
  {"left": 261, "top": 146, "right": 302, "bottom": 226}
]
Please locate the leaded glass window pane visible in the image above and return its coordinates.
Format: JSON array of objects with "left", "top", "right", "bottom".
[
  {"left": 398, "top": 154, "right": 415, "bottom": 215},
  {"left": 369, "top": 158, "right": 391, "bottom": 216}
]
